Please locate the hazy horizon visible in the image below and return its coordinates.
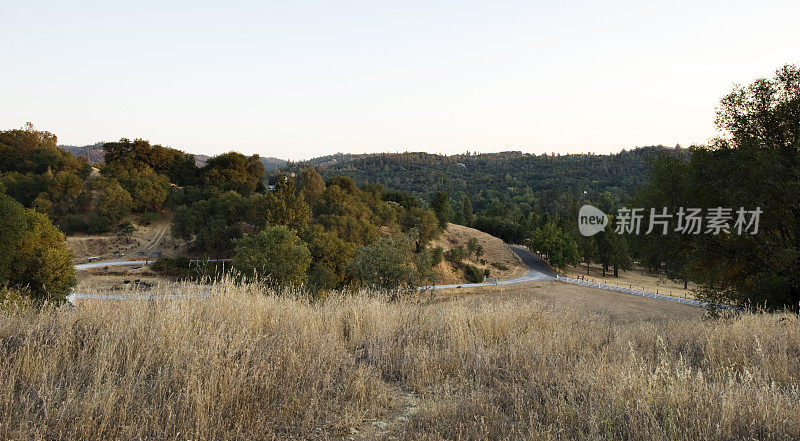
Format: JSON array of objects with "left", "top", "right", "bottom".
[
  {"left": 3, "top": 1, "right": 799, "bottom": 160},
  {"left": 58, "top": 139, "right": 685, "bottom": 162}
]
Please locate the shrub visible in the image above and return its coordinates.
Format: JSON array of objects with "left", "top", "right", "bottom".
[
  {"left": 414, "top": 246, "right": 444, "bottom": 284},
  {"left": 87, "top": 214, "right": 111, "bottom": 234},
  {"left": 0, "top": 195, "right": 75, "bottom": 301},
  {"left": 444, "top": 245, "right": 467, "bottom": 264},
  {"left": 348, "top": 236, "right": 414, "bottom": 290},
  {"left": 491, "top": 262, "right": 509, "bottom": 271},
  {"left": 58, "top": 214, "right": 89, "bottom": 235},
  {"left": 464, "top": 264, "right": 484, "bottom": 283},
  {"left": 140, "top": 211, "right": 160, "bottom": 225},
  {"left": 151, "top": 257, "right": 193, "bottom": 279},
  {"left": 233, "top": 225, "right": 311, "bottom": 286}
]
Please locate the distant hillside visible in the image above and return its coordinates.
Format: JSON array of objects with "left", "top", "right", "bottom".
[
  {"left": 284, "top": 146, "right": 686, "bottom": 203},
  {"left": 61, "top": 144, "right": 286, "bottom": 171},
  {"left": 277, "top": 146, "right": 688, "bottom": 243},
  {"left": 60, "top": 143, "right": 105, "bottom": 164},
  {"left": 195, "top": 154, "right": 286, "bottom": 171}
]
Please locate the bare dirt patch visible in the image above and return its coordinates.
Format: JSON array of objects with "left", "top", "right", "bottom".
[{"left": 67, "top": 216, "right": 186, "bottom": 263}]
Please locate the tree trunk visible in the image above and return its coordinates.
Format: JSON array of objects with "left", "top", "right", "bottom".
[
  {"left": 602, "top": 264, "right": 607, "bottom": 277},
  {"left": 683, "top": 277, "right": 688, "bottom": 290},
  {"left": 613, "top": 265, "right": 618, "bottom": 277},
  {"left": 586, "top": 262, "right": 590, "bottom": 275}
]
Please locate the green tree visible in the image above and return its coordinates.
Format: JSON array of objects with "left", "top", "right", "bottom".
[
  {"left": 577, "top": 234, "right": 599, "bottom": 275},
  {"left": 634, "top": 65, "right": 800, "bottom": 309},
  {"left": 596, "top": 227, "right": 632, "bottom": 277},
  {"left": 400, "top": 207, "right": 439, "bottom": 251},
  {"left": 233, "top": 225, "right": 311, "bottom": 286},
  {"left": 49, "top": 171, "right": 84, "bottom": 215},
  {"left": 0, "top": 193, "right": 75, "bottom": 301},
  {"left": 189, "top": 191, "right": 250, "bottom": 253},
  {"left": 118, "top": 220, "right": 137, "bottom": 243},
  {"left": 301, "top": 226, "right": 355, "bottom": 290},
  {"left": 203, "top": 152, "right": 265, "bottom": 196},
  {"left": 466, "top": 237, "right": 480, "bottom": 258},
  {"left": 0, "top": 193, "right": 28, "bottom": 280},
  {"left": 633, "top": 152, "right": 693, "bottom": 287},
  {"left": 296, "top": 168, "right": 326, "bottom": 207},
  {"left": 526, "top": 221, "right": 580, "bottom": 269},
  {"left": 431, "top": 191, "right": 453, "bottom": 229},
  {"left": 93, "top": 177, "right": 133, "bottom": 224},
  {"left": 415, "top": 246, "right": 443, "bottom": 284},
  {"left": 461, "top": 195, "right": 474, "bottom": 227},
  {"left": 171, "top": 204, "right": 196, "bottom": 245},
  {"left": 348, "top": 236, "right": 414, "bottom": 290},
  {"left": 259, "top": 177, "right": 311, "bottom": 232}
]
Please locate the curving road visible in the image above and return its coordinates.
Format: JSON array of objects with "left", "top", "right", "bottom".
[
  {"left": 75, "top": 260, "right": 151, "bottom": 271},
  {"left": 70, "top": 247, "right": 707, "bottom": 309},
  {"left": 421, "top": 245, "right": 555, "bottom": 290}
]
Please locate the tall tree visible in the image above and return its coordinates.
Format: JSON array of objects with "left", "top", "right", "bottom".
[
  {"left": 526, "top": 221, "right": 580, "bottom": 269},
  {"left": 431, "top": 191, "right": 453, "bottom": 229},
  {"left": 461, "top": 195, "right": 474, "bottom": 227},
  {"left": 296, "top": 168, "right": 326, "bottom": 207}
]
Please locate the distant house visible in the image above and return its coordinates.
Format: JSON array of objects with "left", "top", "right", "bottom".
[{"left": 456, "top": 162, "right": 467, "bottom": 168}]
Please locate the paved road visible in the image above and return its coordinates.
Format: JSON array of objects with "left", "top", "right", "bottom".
[
  {"left": 70, "top": 247, "right": 709, "bottom": 309},
  {"left": 422, "top": 245, "right": 555, "bottom": 290},
  {"left": 74, "top": 258, "right": 232, "bottom": 271},
  {"left": 75, "top": 260, "right": 151, "bottom": 271}
]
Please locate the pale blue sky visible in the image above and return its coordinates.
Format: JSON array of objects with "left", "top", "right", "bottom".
[{"left": 2, "top": 0, "right": 798, "bottom": 160}]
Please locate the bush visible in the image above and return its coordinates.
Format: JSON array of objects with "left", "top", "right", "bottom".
[
  {"left": 464, "top": 264, "right": 484, "bottom": 283},
  {"left": 87, "top": 214, "right": 111, "bottom": 234},
  {"left": 491, "top": 262, "right": 509, "bottom": 271},
  {"left": 348, "top": 236, "right": 414, "bottom": 290},
  {"left": 151, "top": 257, "right": 193, "bottom": 279},
  {"left": 414, "top": 246, "right": 444, "bottom": 284},
  {"left": 58, "top": 214, "right": 90, "bottom": 235},
  {"left": 140, "top": 211, "right": 161, "bottom": 226},
  {"left": 0, "top": 195, "right": 75, "bottom": 301},
  {"left": 444, "top": 245, "right": 467, "bottom": 264},
  {"left": 233, "top": 225, "right": 311, "bottom": 286}
]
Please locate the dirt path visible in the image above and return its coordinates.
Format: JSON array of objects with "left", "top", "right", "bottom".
[{"left": 138, "top": 219, "right": 170, "bottom": 254}]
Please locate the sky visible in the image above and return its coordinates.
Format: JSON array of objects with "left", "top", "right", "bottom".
[{"left": 2, "top": 0, "right": 799, "bottom": 161}]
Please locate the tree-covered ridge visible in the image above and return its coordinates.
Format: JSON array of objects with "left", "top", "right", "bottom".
[
  {"left": 281, "top": 146, "right": 685, "bottom": 244},
  {"left": 299, "top": 147, "right": 682, "bottom": 202},
  {"left": 63, "top": 143, "right": 288, "bottom": 171}
]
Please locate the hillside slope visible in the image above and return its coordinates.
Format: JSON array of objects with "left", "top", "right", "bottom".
[
  {"left": 430, "top": 224, "right": 528, "bottom": 284},
  {"left": 286, "top": 147, "right": 686, "bottom": 202}
]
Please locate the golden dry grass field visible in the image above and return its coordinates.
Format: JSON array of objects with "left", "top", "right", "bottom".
[{"left": 2, "top": 280, "right": 799, "bottom": 440}]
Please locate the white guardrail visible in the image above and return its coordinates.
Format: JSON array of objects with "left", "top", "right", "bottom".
[{"left": 554, "top": 274, "right": 711, "bottom": 308}]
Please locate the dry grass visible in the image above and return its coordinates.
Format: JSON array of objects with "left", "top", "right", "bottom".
[
  {"left": 432, "top": 281, "right": 703, "bottom": 322},
  {"left": 1, "top": 282, "right": 799, "bottom": 440}
]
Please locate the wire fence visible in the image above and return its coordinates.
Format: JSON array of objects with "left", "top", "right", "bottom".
[{"left": 554, "top": 274, "right": 710, "bottom": 307}]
